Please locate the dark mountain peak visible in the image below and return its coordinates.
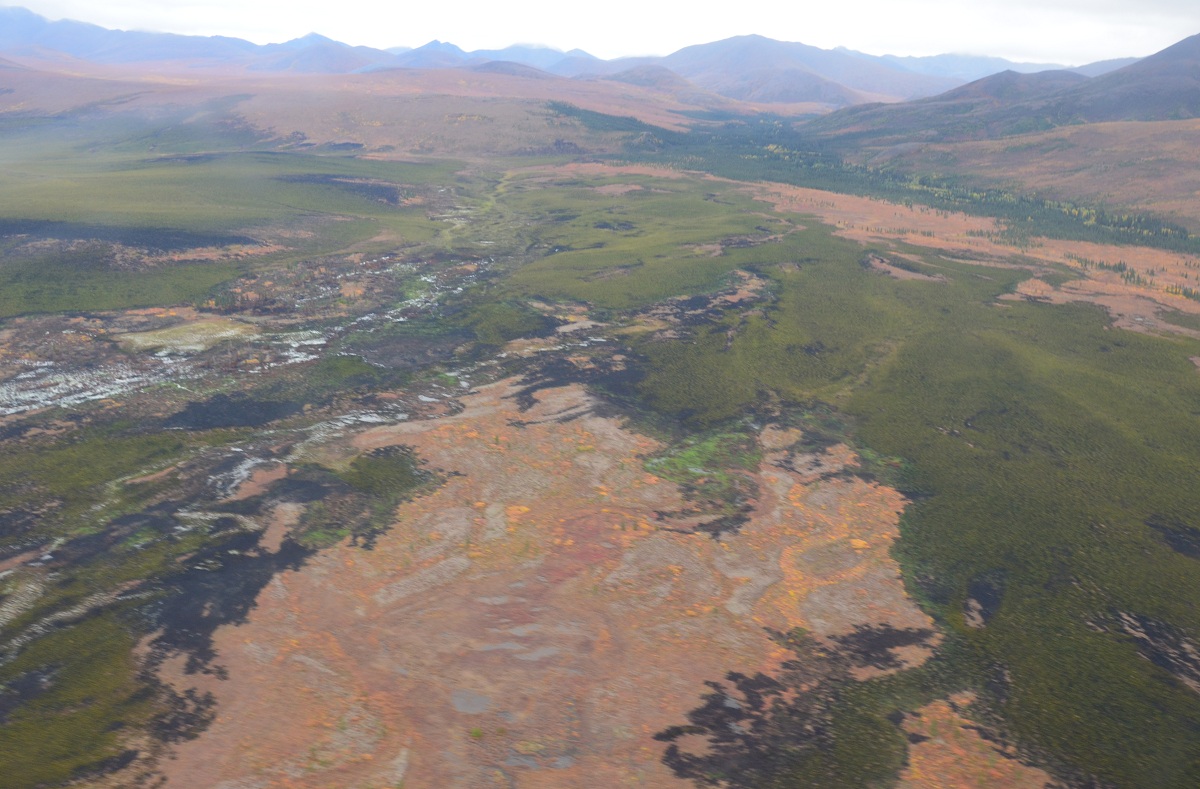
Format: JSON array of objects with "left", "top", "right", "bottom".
[
  {"left": 1070, "top": 57, "right": 1139, "bottom": 77},
  {"left": 545, "top": 53, "right": 657, "bottom": 78},
  {"left": 1141, "top": 31, "right": 1200, "bottom": 64},
  {"left": 1047, "top": 31, "right": 1200, "bottom": 122},
  {"left": 669, "top": 34, "right": 822, "bottom": 64},
  {"left": 469, "top": 44, "right": 580, "bottom": 71},
  {"left": 663, "top": 34, "right": 958, "bottom": 105},
  {"left": 726, "top": 33, "right": 773, "bottom": 44},
  {"left": 0, "top": 5, "right": 41, "bottom": 22},
  {"left": 0, "top": 5, "right": 106, "bottom": 44},
  {"left": 2, "top": 4, "right": 1182, "bottom": 112},
  {"left": 0, "top": 5, "right": 257, "bottom": 63},
  {"left": 937, "top": 68, "right": 1088, "bottom": 103},
  {"left": 253, "top": 34, "right": 399, "bottom": 73},
  {"left": 806, "top": 30, "right": 1200, "bottom": 145},
  {"left": 264, "top": 32, "right": 343, "bottom": 54},
  {"left": 470, "top": 60, "right": 556, "bottom": 79},
  {"left": 415, "top": 40, "right": 467, "bottom": 56},
  {"left": 290, "top": 33, "right": 338, "bottom": 46},
  {"left": 1084, "top": 32, "right": 1200, "bottom": 85},
  {"left": 605, "top": 64, "right": 694, "bottom": 91}
]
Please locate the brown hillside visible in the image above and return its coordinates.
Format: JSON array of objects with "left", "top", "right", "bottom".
[{"left": 858, "top": 118, "right": 1200, "bottom": 231}]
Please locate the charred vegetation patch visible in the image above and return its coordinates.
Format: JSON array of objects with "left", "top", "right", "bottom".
[
  {"left": 275, "top": 174, "right": 407, "bottom": 205},
  {"left": 1146, "top": 514, "right": 1200, "bottom": 560},
  {"left": 165, "top": 393, "right": 303, "bottom": 430},
  {"left": 962, "top": 570, "right": 1007, "bottom": 629},
  {"left": 511, "top": 348, "right": 647, "bottom": 417},
  {"left": 1093, "top": 612, "right": 1200, "bottom": 694},
  {"left": 144, "top": 532, "right": 313, "bottom": 677},
  {"left": 656, "top": 626, "right": 935, "bottom": 787},
  {"left": 0, "top": 219, "right": 255, "bottom": 252}
]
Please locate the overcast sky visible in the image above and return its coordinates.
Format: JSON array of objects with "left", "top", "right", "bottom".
[{"left": 13, "top": 0, "right": 1200, "bottom": 64}]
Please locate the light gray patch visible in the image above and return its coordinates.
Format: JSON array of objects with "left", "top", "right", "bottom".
[
  {"left": 375, "top": 556, "right": 471, "bottom": 605},
  {"left": 478, "top": 641, "right": 524, "bottom": 652},
  {"left": 290, "top": 654, "right": 336, "bottom": 675},
  {"left": 508, "top": 624, "right": 542, "bottom": 636},
  {"left": 516, "top": 646, "right": 560, "bottom": 661},
  {"left": 451, "top": 689, "right": 492, "bottom": 714},
  {"left": 794, "top": 541, "right": 862, "bottom": 575},
  {"left": 504, "top": 754, "right": 540, "bottom": 769},
  {"left": 484, "top": 502, "right": 507, "bottom": 541}
]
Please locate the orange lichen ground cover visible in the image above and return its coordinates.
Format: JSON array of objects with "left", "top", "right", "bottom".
[
  {"left": 751, "top": 183, "right": 1002, "bottom": 251},
  {"left": 898, "top": 694, "right": 1052, "bottom": 789},
  {"left": 157, "top": 379, "right": 931, "bottom": 788}
]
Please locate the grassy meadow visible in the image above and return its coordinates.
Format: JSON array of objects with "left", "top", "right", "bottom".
[{"left": 0, "top": 113, "right": 458, "bottom": 316}]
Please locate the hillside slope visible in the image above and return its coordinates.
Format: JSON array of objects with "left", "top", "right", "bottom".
[{"left": 806, "top": 32, "right": 1200, "bottom": 142}]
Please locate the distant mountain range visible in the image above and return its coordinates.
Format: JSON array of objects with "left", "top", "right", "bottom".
[
  {"left": 0, "top": 5, "right": 1138, "bottom": 109},
  {"left": 806, "top": 32, "right": 1200, "bottom": 142}
]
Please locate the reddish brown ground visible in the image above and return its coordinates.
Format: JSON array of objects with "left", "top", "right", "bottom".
[
  {"left": 156, "top": 379, "right": 931, "bottom": 788},
  {"left": 898, "top": 694, "right": 1052, "bottom": 789}
]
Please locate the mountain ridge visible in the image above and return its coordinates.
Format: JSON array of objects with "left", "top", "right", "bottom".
[
  {"left": 805, "top": 32, "right": 1200, "bottom": 142},
  {"left": 0, "top": 5, "right": 1136, "bottom": 109}
]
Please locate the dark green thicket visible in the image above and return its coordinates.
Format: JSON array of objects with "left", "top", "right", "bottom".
[
  {"left": 0, "top": 612, "right": 150, "bottom": 787},
  {"left": 622, "top": 237, "right": 1200, "bottom": 785},
  {"left": 848, "top": 299, "right": 1200, "bottom": 787}
]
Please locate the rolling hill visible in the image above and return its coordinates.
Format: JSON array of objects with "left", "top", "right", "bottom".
[{"left": 1047, "top": 32, "right": 1200, "bottom": 122}]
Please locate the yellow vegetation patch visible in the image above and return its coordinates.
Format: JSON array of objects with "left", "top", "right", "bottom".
[{"left": 115, "top": 318, "right": 259, "bottom": 353}]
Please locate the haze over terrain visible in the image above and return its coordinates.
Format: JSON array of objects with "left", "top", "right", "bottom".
[
  {"left": 4, "top": 5, "right": 1200, "bottom": 789},
  {"left": 0, "top": 5, "right": 1152, "bottom": 111},
  {"left": 11, "top": 0, "right": 1198, "bottom": 63}
]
